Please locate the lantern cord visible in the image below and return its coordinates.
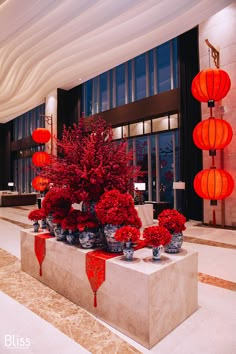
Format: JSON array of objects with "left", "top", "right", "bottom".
[
  {"left": 209, "top": 107, "right": 213, "bottom": 118},
  {"left": 212, "top": 155, "right": 215, "bottom": 167},
  {"left": 208, "top": 47, "right": 211, "bottom": 68}
]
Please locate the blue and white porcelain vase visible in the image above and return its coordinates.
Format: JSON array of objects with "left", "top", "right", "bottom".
[
  {"left": 66, "top": 230, "right": 77, "bottom": 245},
  {"left": 164, "top": 232, "right": 183, "bottom": 253},
  {"left": 123, "top": 241, "right": 134, "bottom": 261},
  {"left": 152, "top": 246, "right": 162, "bottom": 261},
  {"left": 54, "top": 224, "right": 67, "bottom": 241},
  {"left": 41, "top": 218, "right": 47, "bottom": 230},
  {"left": 103, "top": 224, "right": 123, "bottom": 253},
  {"left": 33, "top": 221, "right": 40, "bottom": 233},
  {"left": 78, "top": 230, "right": 96, "bottom": 249}
]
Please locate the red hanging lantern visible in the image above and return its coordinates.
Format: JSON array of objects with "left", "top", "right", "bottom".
[
  {"left": 32, "top": 128, "right": 51, "bottom": 143},
  {"left": 32, "top": 176, "right": 49, "bottom": 192},
  {"left": 191, "top": 69, "right": 231, "bottom": 107},
  {"left": 32, "top": 152, "right": 50, "bottom": 167},
  {"left": 194, "top": 167, "right": 234, "bottom": 205},
  {"left": 193, "top": 117, "right": 233, "bottom": 155}
]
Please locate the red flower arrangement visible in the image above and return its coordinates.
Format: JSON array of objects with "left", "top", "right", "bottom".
[
  {"left": 42, "top": 187, "right": 72, "bottom": 220},
  {"left": 38, "top": 116, "right": 143, "bottom": 204},
  {"left": 61, "top": 209, "right": 80, "bottom": 232},
  {"left": 158, "top": 209, "right": 186, "bottom": 234},
  {"left": 95, "top": 189, "right": 142, "bottom": 228},
  {"left": 114, "top": 226, "right": 140, "bottom": 243},
  {"left": 28, "top": 209, "right": 45, "bottom": 221},
  {"left": 143, "top": 225, "right": 172, "bottom": 247},
  {"left": 77, "top": 211, "right": 99, "bottom": 232}
]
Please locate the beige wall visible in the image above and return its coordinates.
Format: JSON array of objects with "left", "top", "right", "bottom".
[{"left": 199, "top": 3, "right": 236, "bottom": 226}]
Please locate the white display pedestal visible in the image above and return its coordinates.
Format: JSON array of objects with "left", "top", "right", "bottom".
[{"left": 21, "top": 230, "right": 198, "bottom": 349}]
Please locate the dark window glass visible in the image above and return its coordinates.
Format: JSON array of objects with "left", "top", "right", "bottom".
[
  {"left": 149, "top": 50, "right": 154, "bottom": 96},
  {"left": 159, "top": 132, "right": 174, "bottom": 204},
  {"left": 172, "top": 38, "right": 179, "bottom": 88},
  {"left": 135, "top": 54, "right": 146, "bottom": 100},
  {"left": 84, "top": 80, "right": 92, "bottom": 116},
  {"left": 128, "top": 60, "right": 132, "bottom": 102},
  {"left": 116, "top": 64, "right": 125, "bottom": 106},
  {"left": 157, "top": 42, "right": 171, "bottom": 93},
  {"left": 100, "top": 72, "right": 108, "bottom": 112},
  {"left": 93, "top": 77, "right": 99, "bottom": 114},
  {"left": 109, "top": 70, "right": 113, "bottom": 109}
]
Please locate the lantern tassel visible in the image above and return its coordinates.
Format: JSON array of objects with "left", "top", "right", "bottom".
[
  {"left": 94, "top": 291, "right": 97, "bottom": 307},
  {"left": 213, "top": 209, "right": 216, "bottom": 226}
]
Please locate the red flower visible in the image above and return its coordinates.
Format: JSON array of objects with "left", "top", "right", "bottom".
[
  {"left": 61, "top": 209, "right": 80, "bottom": 231},
  {"left": 158, "top": 209, "right": 186, "bottom": 233},
  {"left": 42, "top": 187, "right": 72, "bottom": 217},
  {"left": 28, "top": 209, "right": 45, "bottom": 221},
  {"left": 143, "top": 226, "right": 172, "bottom": 247},
  {"left": 114, "top": 226, "right": 140, "bottom": 243},
  {"left": 38, "top": 116, "right": 143, "bottom": 204},
  {"left": 95, "top": 189, "right": 142, "bottom": 228},
  {"left": 77, "top": 211, "right": 99, "bottom": 232}
]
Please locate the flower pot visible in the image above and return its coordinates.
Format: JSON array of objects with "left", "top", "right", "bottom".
[
  {"left": 123, "top": 242, "right": 134, "bottom": 261},
  {"left": 66, "top": 230, "right": 77, "bottom": 245},
  {"left": 152, "top": 246, "right": 162, "bottom": 261},
  {"left": 79, "top": 230, "right": 96, "bottom": 249},
  {"left": 103, "top": 224, "right": 123, "bottom": 253},
  {"left": 164, "top": 232, "right": 183, "bottom": 253},
  {"left": 33, "top": 221, "right": 40, "bottom": 233},
  {"left": 53, "top": 224, "right": 66, "bottom": 241}
]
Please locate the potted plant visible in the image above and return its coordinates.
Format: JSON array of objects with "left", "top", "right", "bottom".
[
  {"left": 114, "top": 226, "right": 141, "bottom": 261},
  {"left": 39, "top": 116, "right": 143, "bottom": 205},
  {"left": 95, "top": 189, "right": 142, "bottom": 252},
  {"left": 158, "top": 209, "right": 186, "bottom": 253},
  {"left": 42, "top": 187, "right": 72, "bottom": 235},
  {"left": 28, "top": 209, "right": 45, "bottom": 232},
  {"left": 143, "top": 225, "right": 172, "bottom": 261}
]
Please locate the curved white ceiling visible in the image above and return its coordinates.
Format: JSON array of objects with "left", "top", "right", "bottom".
[{"left": 0, "top": 0, "right": 233, "bottom": 123}]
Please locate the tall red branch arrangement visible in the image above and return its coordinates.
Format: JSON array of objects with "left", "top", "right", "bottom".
[{"left": 39, "top": 116, "right": 142, "bottom": 203}]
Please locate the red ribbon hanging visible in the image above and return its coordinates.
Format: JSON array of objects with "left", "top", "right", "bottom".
[
  {"left": 86, "top": 239, "right": 147, "bottom": 307},
  {"left": 34, "top": 234, "right": 54, "bottom": 276}
]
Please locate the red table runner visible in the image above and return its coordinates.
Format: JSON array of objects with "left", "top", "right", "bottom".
[
  {"left": 34, "top": 233, "right": 54, "bottom": 276},
  {"left": 86, "top": 240, "right": 147, "bottom": 307}
]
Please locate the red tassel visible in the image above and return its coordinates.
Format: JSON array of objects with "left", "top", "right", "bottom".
[
  {"left": 94, "top": 292, "right": 97, "bottom": 307},
  {"left": 39, "top": 265, "right": 42, "bottom": 276},
  {"left": 213, "top": 209, "right": 216, "bottom": 225}
]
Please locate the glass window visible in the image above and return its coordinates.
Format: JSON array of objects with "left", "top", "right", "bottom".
[
  {"left": 152, "top": 116, "right": 169, "bottom": 132},
  {"left": 144, "top": 120, "right": 151, "bottom": 134},
  {"left": 100, "top": 72, "right": 108, "bottom": 112},
  {"left": 109, "top": 70, "right": 113, "bottom": 109},
  {"left": 172, "top": 38, "right": 179, "bottom": 88},
  {"left": 128, "top": 60, "right": 133, "bottom": 103},
  {"left": 112, "top": 126, "right": 122, "bottom": 140},
  {"left": 148, "top": 50, "right": 154, "bottom": 96},
  {"left": 116, "top": 64, "right": 125, "bottom": 106},
  {"left": 157, "top": 42, "right": 171, "bottom": 93},
  {"left": 170, "top": 114, "right": 178, "bottom": 129},
  {"left": 123, "top": 125, "right": 129, "bottom": 138},
  {"left": 93, "top": 77, "right": 99, "bottom": 114},
  {"left": 159, "top": 132, "right": 174, "bottom": 204},
  {"left": 130, "top": 122, "right": 143, "bottom": 137},
  {"left": 135, "top": 53, "right": 146, "bottom": 100},
  {"left": 85, "top": 80, "right": 92, "bottom": 116}
]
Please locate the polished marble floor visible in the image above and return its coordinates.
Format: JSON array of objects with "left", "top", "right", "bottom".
[{"left": 0, "top": 205, "right": 236, "bottom": 354}]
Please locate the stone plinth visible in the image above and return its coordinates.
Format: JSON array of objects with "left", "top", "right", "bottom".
[{"left": 21, "top": 230, "right": 198, "bottom": 349}]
